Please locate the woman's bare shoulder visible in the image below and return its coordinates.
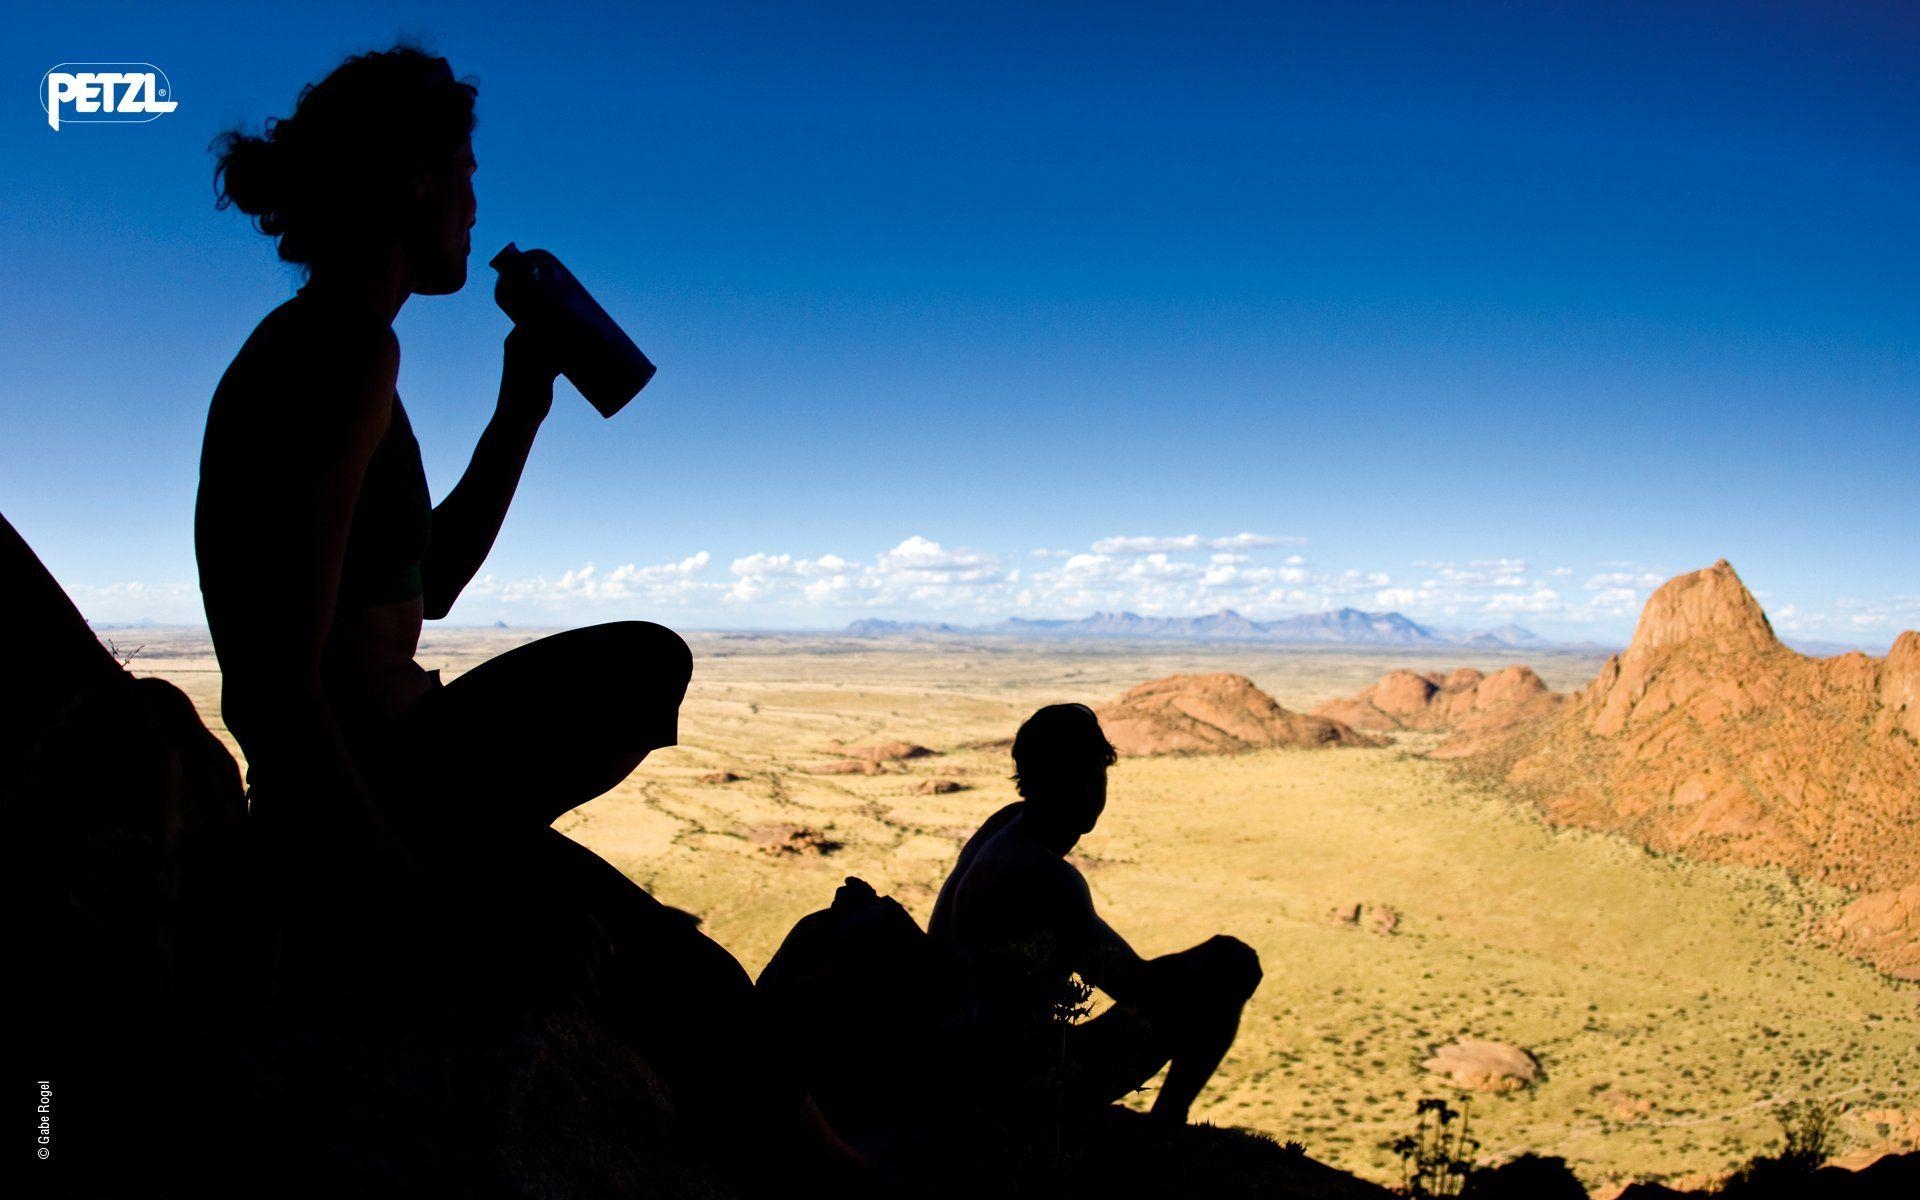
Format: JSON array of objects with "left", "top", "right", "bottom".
[{"left": 208, "top": 298, "right": 398, "bottom": 444}]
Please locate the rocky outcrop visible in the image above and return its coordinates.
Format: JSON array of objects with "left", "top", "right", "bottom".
[
  {"left": 1464, "top": 561, "right": 1920, "bottom": 978},
  {"left": 1095, "top": 673, "right": 1384, "bottom": 756},
  {"left": 1832, "top": 885, "right": 1920, "bottom": 982},
  {"left": 2, "top": 516, "right": 747, "bottom": 1197},
  {"left": 1314, "top": 664, "right": 1563, "bottom": 756},
  {"left": 1878, "top": 631, "right": 1920, "bottom": 742}
]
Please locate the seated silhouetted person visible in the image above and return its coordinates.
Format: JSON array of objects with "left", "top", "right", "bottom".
[
  {"left": 195, "top": 45, "right": 816, "bottom": 1172},
  {"left": 929, "top": 703, "right": 1263, "bottom": 1126}
]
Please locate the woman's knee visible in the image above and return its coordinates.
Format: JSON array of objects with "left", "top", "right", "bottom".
[{"left": 592, "top": 621, "right": 693, "bottom": 687}]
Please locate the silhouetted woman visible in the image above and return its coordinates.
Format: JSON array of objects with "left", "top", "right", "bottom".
[
  {"left": 197, "top": 44, "right": 820, "bottom": 1148},
  {"left": 200, "top": 47, "right": 695, "bottom": 902}
]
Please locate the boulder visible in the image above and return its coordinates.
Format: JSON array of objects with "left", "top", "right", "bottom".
[
  {"left": 1422, "top": 1039, "right": 1542, "bottom": 1092},
  {"left": 805, "top": 759, "right": 888, "bottom": 776},
  {"left": 822, "top": 740, "right": 937, "bottom": 762}
]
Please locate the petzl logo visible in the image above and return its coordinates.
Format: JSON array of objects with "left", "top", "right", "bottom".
[{"left": 40, "top": 63, "right": 177, "bottom": 131}]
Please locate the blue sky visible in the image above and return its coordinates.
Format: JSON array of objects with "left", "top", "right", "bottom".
[{"left": 3, "top": 1, "right": 1915, "bottom": 643}]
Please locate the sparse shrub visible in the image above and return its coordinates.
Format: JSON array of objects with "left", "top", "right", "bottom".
[
  {"left": 1717, "top": 1098, "right": 1844, "bottom": 1196},
  {"left": 1775, "top": 1098, "right": 1840, "bottom": 1170},
  {"left": 1393, "top": 1097, "right": 1478, "bottom": 1197}
]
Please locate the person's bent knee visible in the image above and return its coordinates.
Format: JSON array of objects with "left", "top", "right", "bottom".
[
  {"left": 594, "top": 622, "right": 691, "bottom": 750},
  {"left": 1199, "top": 934, "right": 1262, "bottom": 1003},
  {"left": 602, "top": 620, "right": 693, "bottom": 687}
]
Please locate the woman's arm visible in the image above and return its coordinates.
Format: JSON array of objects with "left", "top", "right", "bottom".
[{"left": 420, "top": 329, "right": 562, "bottom": 620}]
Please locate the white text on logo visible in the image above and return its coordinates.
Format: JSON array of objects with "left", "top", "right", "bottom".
[{"left": 41, "top": 65, "right": 177, "bottom": 131}]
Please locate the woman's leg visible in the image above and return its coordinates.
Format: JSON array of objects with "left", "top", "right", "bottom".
[{"left": 381, "top": 620, "right": 693, "bottom": 833}]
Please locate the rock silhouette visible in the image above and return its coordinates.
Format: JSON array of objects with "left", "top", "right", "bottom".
[
  {"left": 757, "top": 876, "right": 1393, "bottom": 1198},
  {"left": 1095, "top": 672, "right": 1384, "bottom": 756},
  {"left": 1610, "top": 1150, "right": 1920, "bottom": 1198},
  {"left": 6, "top": 512, "right": 754, "bottom": 1198}
]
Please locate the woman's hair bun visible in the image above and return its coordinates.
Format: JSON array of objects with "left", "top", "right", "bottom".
[
  {"left": 210, "top": 126, "right": 288, "bottom": 223},
  {"left": 209, "top": 42, "right": 476, "bottom": 274}
]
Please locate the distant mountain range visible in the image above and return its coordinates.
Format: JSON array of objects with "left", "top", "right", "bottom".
[{"left": 844, "top": 608, "right": 1570, "bottom": 648}]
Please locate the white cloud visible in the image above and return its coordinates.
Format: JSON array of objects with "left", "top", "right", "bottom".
[
  {"left": 1484, "top": 586, "right": 1564, "bottom": 615},
  {"left": 1829, "top": 594, "right": 1920, "bottom": 631},
  {"left": 727, "top": 551, "right": 851, "bottom": 578},
  {"left": 1413, "top": 558, "right": 1533, "bottom": 588},
  {"left": 1585, "top": 587, "right": 1641, "bottom": 616},
  {"left": 1585, "top": 570, "right": 1665, "bottom": 590},
  {"left": 1089, "top": 531, "right": 1303, "bottom": 555},
  {"left": 432, "top": 537, "right": 1900, "bottom": 642},
  {"left": 68, "top": 579, "right": 201, "bottom": 625},
  {"left": 464, "top": 552, "right": 713, "bottom": 609}
]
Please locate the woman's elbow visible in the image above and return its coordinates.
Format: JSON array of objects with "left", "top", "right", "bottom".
[{"left": 416, "top": 574, "right": 452, "bottom": 620}]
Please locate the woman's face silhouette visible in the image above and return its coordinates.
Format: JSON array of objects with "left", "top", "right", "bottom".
[{"left": 408, "top": 138, "right": 477, "bottom": 296}]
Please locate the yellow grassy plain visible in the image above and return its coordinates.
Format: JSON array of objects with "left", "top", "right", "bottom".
[{"left": 117, "top": 626, "right": 1920, "bottom": 1192}]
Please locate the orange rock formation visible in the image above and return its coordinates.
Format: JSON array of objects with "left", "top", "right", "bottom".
[
  {"left": 1314, "top": 663, "right": 1563, "bottom": 757},
  {"left": 1463, "top": 561, "right": 1920, "bottom": 979},
  {"left": 1094, "top": 672, "right": 1383, "bottom": 756}
]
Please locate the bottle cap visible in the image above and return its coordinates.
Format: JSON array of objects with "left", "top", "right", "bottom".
[{"left": 488, "top": 242, "right": 521, "bottom": 271}]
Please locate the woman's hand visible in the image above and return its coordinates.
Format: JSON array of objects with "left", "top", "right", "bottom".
[{"left": 500, "top": 325, "right": 562, "bottom": 428}]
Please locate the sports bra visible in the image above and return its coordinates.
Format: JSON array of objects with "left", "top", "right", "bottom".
[{"left": 337, "top": 391, "right": 431, "bottom": 607}]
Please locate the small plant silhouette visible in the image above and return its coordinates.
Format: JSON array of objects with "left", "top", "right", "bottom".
[
  {"left": 980, "top": 935, "right": 1101, "bottom": 1163},
  {"left": 1713, "top": 1096, "right": 1845, "bottom": 1196},
  {"left": 1393, "top": 1097, "right": 1477, "bottom": 1197},
  {"left": 1774, "top": 1098, "right": 1840, "bottom": 1171}
]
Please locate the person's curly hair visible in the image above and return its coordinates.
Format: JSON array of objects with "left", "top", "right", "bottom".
[{"left": 210, "top": 42, "right": 478, "bottom": 276}]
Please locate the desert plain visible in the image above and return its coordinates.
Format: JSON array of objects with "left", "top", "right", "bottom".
[{"left": 112, "top": 625, "right": 1920, "bottom": 1193}]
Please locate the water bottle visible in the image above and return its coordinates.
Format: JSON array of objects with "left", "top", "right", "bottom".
[{"left": 489, "top": 243, "right": 657, "bottom": 418}]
